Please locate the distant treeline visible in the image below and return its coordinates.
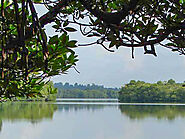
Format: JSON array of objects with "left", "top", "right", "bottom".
[
  {"left": 119, "top": 79, "right": 185, "bottom": 103},
  {"left": 54, "top": 83, "right": 119, "bottom": 98}
]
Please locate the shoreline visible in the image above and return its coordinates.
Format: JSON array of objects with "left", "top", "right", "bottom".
[{"left": 1, "top": 98, "right": 185, "bottom": 105}]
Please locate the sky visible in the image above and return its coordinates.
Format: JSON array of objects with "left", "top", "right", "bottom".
[{"left": 36, "top": 5, "right": 185, "bottom": 88}]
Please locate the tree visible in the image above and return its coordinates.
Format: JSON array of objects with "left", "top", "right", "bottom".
[
  {"left": 118, "top": 80, "right": 185, "bottom": 103},
  {"left": 0, "top": 0, "right": 184, "bottom": 98},
  {"left": 40, "top": 81, "right": 57, "bottom": 100},
  {"left": 167, "top": 79, "right": 176, "bottom": 84}
]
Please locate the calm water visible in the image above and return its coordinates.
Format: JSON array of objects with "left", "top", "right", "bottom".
[{"left": 1, "top": 99, "right": 185, "bottom": 139}]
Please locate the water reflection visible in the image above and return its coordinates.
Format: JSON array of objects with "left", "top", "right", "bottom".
[
  {"left": 119, "top": 105, "right": 185, "bottom": 120},
  {"left": 0, "top": 102, "right": 109, "bottom": 133},
  {"left": 0, "top": 102, "right": 57, "bottom": 122},
  {"left": 0, "top": 120, "right": 2, "bottom": 132},
  {"left": 1, "top": 102, "right": 185, "bottom": 139},
  {"left": 57, "top": 104, "right": 105, "bottom": 112},
  {"left": 1, "top": 102, "right": 185, "bottom": 122}
]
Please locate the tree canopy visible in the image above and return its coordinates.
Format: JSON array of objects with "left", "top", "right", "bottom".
[
  {"left": 118, "top": 80, "right": 185, "bottom": 103},
  {"left": 55, "top": 82, "right": 118, "bottom": 98},
  {"left": 0, "top": 0, "right": 184, "bottom": 99}
]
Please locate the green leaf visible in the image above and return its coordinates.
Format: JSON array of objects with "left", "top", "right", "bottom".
[
  {"left": 152, "top": 25, "right": 158, "bottom": 32},
  {"left": 52, "top": 25, "right": 60, "bottom": 29},
  {"left": 59, "top": 33, "right": 68, "bottom": 45},
  {"left": 67, "top": 40, "right": 78, "bottom": 48},
  {"left": 179, "top": 0, "right": 184, "bottom": 4},
  {"left": 49, "top": 35, "right": 58, "bottom": 44},
  {"left": 33, "top": 0, "right": 43, "bottom": 3},
  {"left": 64, "top": 27, "right": 77, "bottom": 32},
  {"left": 109, "top": 41, "right": 116, "bottom": 48},
  {"left": 55, "top": 20, "right": 61, "bottom": 25},
  {"left": 63, "top": 20, "right": 69, "bottom": 27}
]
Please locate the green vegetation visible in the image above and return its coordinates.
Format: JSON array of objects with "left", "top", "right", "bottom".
[
  {"left": 0, "top": 0, "right": 184, "bottom": 98},
  {"left": 5, "top": 81, "right": 57, "bottom": 101},
  {"left": 119, "top": 105, "right": 185, "bottom": 120},
  {"left": 119, "top": 79, "right": 185, "bottom": 103},
  {"left": 55, "top": 83, "right": 119, "bottom": 98},
  {"left": 40, "top": 81, "right": 57, "bottom": 101}
]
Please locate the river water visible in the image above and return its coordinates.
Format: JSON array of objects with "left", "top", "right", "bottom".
[{"left": 0, "top": 99, "right": 185, "bottom": 139}]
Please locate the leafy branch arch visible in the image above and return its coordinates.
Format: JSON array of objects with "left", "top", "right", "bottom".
[{"left": 0, "top": 0, "right": 184, "bottom": 98}]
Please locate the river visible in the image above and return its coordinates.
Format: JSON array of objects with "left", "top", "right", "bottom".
[{"left": 0, "top": 99, "right": 185, "bottom": 139}]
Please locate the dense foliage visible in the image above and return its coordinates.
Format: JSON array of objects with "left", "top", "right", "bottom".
[
  {"left": 3, "top": 81, "right": 57, "bottom": 101},
  {"left": 119, "top": 79, "right": 185, "bottom": 103},
  {"left": 55, "top": 82, "right": 119, "bottom": 98},
  {"left": 40, "top": 81, "right": 57, "bottom": 100},
  {"left": 0, "top": 0, "right": 78, "bottom": 99},
  {"left": 0, "top": 0, "right": 184, "bottom": 98}
]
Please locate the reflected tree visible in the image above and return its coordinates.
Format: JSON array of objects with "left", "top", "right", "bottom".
[
  {"left": 119, "top": 105, "right": 185, "bottom": 120},
  {"left": 0, "top": 102, "right": 57, "bottom": 123},
  {"left": 0, "top": 120, "right": 2, "bottom": 132},
  {"left": 57, "top": 104, "right": 106, "bottom": 112}
]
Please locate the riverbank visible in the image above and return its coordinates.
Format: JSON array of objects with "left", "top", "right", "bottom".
[{"left": 0, "top": 98, "right": 56, "bottom": 103}]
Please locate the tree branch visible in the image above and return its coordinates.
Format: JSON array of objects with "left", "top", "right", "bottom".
[
  {"left": 119, "top": 25, "right": 182, "bottom": 48},
  {"left": 6, "top": 0, "right": 70, "bottom": 48},
  {"left": 79, "top": 0, "right": 140, "bottom": 25}
]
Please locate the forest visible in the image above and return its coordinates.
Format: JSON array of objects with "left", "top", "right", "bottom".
[
  {"left": 54, "top": 83, "right": 119, "bottom": 98},
  {"left": 119, "top": 79, "right": 185, "bottom": 103}
]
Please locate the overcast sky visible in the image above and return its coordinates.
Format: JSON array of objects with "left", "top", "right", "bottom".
[{"left": 36, "top": 5, "right": 185, "bottom": 88}]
